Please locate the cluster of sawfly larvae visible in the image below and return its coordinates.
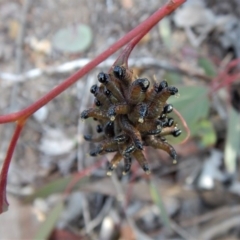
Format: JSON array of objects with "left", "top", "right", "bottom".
[{"left": 81, "top": 65, "right": 181, "bottom": 175}]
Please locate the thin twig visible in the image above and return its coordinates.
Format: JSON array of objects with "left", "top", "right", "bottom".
[
  {"left": 81, "top": 195, "right": 92, "bottom": 237},
  {"left": 173, "top": 108, "right": 191, "bottom": 144},
  {"left": 200, "top": 215, "right": 240, "bottom": 240},
  {"left": 170, "top": 220, "right": 197, "bottom": 240},
  {"left": 76, "top": 75, "right": 97, "bottom": 237},
  {"left": 110, "top": 172, "right": 153, "bottom": 240},
  {"left": 10, "top": 0, "right": 32, "bottom": 109},
  {"left": 81, "top": 198, "right": 113, "bottom": 235},
  {"left": 15, "top": 0, "right": 31, "bottom": 73},
  {"left": 181, "top": 205, "right": 240, "bottom": 227},
  {"left": 1, "top": 57, "right": 210, "bottom": 84}
]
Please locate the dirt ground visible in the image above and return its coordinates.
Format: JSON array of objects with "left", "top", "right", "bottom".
[{"left": 0, "top": 0, "right": 240, "bottom": 239}]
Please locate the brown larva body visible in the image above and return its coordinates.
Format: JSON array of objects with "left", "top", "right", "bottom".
[
  {"left": 127, "top": 78, "right": 150, "bottom": 105},
  {"left": 147, "top": 87, "right": 178, "bottom": 119},
  {"left": 94, "top": 85, "right": 111, "bottom": 108}
]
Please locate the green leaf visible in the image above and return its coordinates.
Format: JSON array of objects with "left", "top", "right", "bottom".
[
  {"left": 25, "top": 175, "right": 89, "bottom": 202},
  {"left": 198, "top": 57, "right": 217, "bottom": 77},
  {"left": 194, "top": 119, "right": 217, "bottom": 147},
  {"left": 224, "top": 107, "right": 240, "bottom": 173},
  {"left": 34, "top": 200, "right": 64, "bottom": 240},
  {"left": 164, "top": 72, "right": 182, "bottom": 85},
  {"left": 167, "top": 85, "right": 214, "bottom": 145},
  {"left": 149, "top": 180, "right": 171, "bottom": 231},
  {"left": 52, "top": 24, "right": 93, "bottom": 53},
  {"left": 168, "top": 85, "right": 210, "bottom": 124}
]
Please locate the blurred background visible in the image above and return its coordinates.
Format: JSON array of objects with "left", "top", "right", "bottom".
[{"left": 0, "top": 0, "right": 240, "bottom": 239}]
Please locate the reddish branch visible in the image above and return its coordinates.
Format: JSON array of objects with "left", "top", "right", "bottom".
[
  {"left": 173, "top": 108, "right": 190, "bottom": 144},
  {"left": 211, "top": 58, "right": 240, "bottom": 92},
  {"left": 0, "top": 120, "right": 26, "bottom": 213},
  {"left": 0, "top": 0, "right": 186, "bottom": 214}
]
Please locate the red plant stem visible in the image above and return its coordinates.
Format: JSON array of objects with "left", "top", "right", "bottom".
[
  {"left": 210, "top": 58, "right": 240, "bottom": 93},
  {"left": 211, "top": 58, "right": 240, "bottom": 92},
  {"left": 0, "top": 120, "right": 26, "bottom": 211},
  {"left": 114, "top": 29, "right": 151, "bottom": 67},
  {"left": 0, "top": 0, "right": 186, "bottom": 124},
  {"left": 213, "top": 73, "right": 240, "bottom": 92},
  {"left": 173, "top": 108, "right": 190, "bottom": 144},
  {"left": 225, "top": 58, "right": 240, "bottom": 73}
]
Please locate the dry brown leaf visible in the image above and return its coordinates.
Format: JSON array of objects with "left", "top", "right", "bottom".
[
  {"left": 8, "top": 19, "right": 20, "bottom": 40},
  {"left": 0, "top": 196, "right": 39, "bottom": 239},
  {"left": 139, "top": 33, "right": 151, "bottom": 45},
  {"left": 120, "top": 221, "right": 136, "bottom": 240},
  {"left": 121, "top": 0, "right": 133, "bottom": 9},
  {"left": 29, "top": 37, "right": 52, "bottom": 55}
]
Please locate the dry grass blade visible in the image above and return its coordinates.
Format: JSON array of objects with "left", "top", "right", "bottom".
[
  {"left": 149, "top": 179, "right": 171, "bottom": 232},
  {"left": 200, "top": 215, "right": 240, "bottom": 240},
  {"left": 224, "top": 107, "right": 240, "bottom": 173},
  {"left": 34, "top": 200, "right": 64, "bottom": 240}
]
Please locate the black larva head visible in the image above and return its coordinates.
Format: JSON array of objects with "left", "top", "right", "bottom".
[
  {"left": 89, "top": 148, "right": 100, "bottom": 157},
  {"left": 139, "top": 103, "right": 148, "bottom": 118},
  {"left": 90, "top": 84, "right": 98, "bottom": 94},
  {"left": 108, "top": 164, "right": 114, "bottom": 172},
  {"left": 160, "top": 117, "right": 168, "bottom": 127},
  {"left": 123, "top": 161, "right": 131, "bottom": 174},
  {"left": 98, "top": 72, "right": 109, "bottom": 83},
  {"left": 168, "top": 86, "right": 178, "bottom": 95},
  {"left": 124, "top": 144, "right": 135, "bottom": 155},
  {"left": 107, "top": 106, "right": 116, "bottom": 118},
  {"left": 104, "top": 89, "right": 111, "bottom": 97},
  {"left": 156, "top": 119, "right": 164, "bottom": 127},
  {"left": 158, "top": 80, "right": 168, "bottom": 92},
  {"left": 96, "top": 125, "right": 103, "bottom": 133},
  {"left": 94, "top": 98, "right": 101, "bottom": 107},
  {"left": 134, "top": 139, "right": 143, "bottom": 150},
  {"left": 146, "top": 129, "right": 161, "bottom": 135},
  {"left": 81, "top": 110, "right": 89, "bottom": 119},
  {"left": 142, "top": 163, "right": 150, "bottom": 173},
  {"left": 172, "top": 129, "right": 182, "bottom": 137},
  {"left": 114, "top": 134, "right": 128, "bottom": 143},
  {"left": 104, "top": 121, "right": 115, "bottom": 138},
  {"left": 163, "top": 104, "right": 173, "bottom": 114},
  {"left": 113, "top": 65, "right": 125, "bottom": 79},
  {"left": 167, "top": 118, "right": 174, "bottom": 127},
  {"left": 138, "top": 78, "right": 150, "bottom": 91},
  {"left": 84, "top": 134, "right": 92, "bottom": 141}
]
